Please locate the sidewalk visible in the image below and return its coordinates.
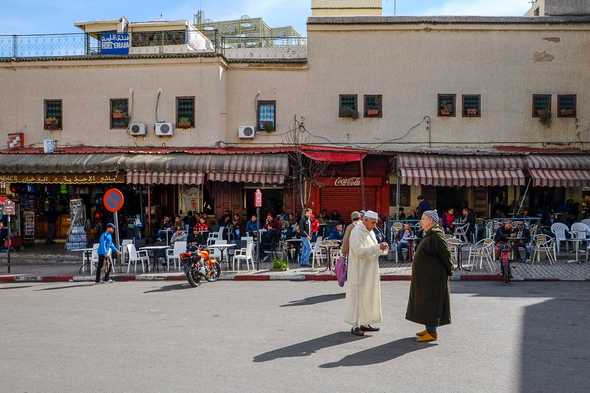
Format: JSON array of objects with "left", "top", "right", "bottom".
[{"left": 2, "top": 261, "right": 589, "bottom": 283}]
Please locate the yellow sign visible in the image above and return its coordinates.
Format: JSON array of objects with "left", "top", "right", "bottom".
[{"left": 0, "top": 173, "right": 125, "bottom": 184}]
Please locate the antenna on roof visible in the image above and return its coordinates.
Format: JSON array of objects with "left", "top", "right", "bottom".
[{"left": 159, "top": 11, "right": 163, "bottom": 19}]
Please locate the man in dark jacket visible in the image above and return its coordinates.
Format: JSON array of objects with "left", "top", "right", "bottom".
[
  {"left": 406, "top": 210, "right": 452, "bottom": 343},
  {"left": 415, "top": 195, "right": 432, "bottom": 219}
]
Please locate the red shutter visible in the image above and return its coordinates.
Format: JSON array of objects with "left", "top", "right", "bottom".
[{"left": 320, "top": 187, "right": 378, "bottom": 222}]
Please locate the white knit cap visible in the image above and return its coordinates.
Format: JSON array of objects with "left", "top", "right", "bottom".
[{"left": 363, "top": 210, "right": 379, "bottom": 221}]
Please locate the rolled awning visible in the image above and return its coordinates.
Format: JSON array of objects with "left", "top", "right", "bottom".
[
  {"left": 125, "top": 154, "right": 289, "bottom": 185},
  {"left": 396, "top": 154, "right": 526, "bottom": 187},
  {"left": 301, "top": 146, "right": 367, "bottom": 163},
  {"left": 527, "top": 155, "right": 590, "bottom": 187}
]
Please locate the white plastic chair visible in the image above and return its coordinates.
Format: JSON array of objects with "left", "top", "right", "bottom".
[
  {"left": 582, "top": 219, "right": 590, "bottom": 228},
  {"left": 89, "top": 243, "right": 99, "bottom": 275},
  {"left": 126, "top": 244, "right": 148, "bottom": 273},
  {"left": 311, "top": 241, "right": 328, "bottom": 270},
  {"left": 166, "top": 241, "right": 186, "bottom": 271},
  {"left": 531, "top": 234, "right": 556, "bottom": 265},
  {"left": 467, "top": 239, "right": 496, "bottom": 272},
  {"left": 570, "top": 223, "right": 590, "bottom": 262},
  {"left": 454, "top": 223, "right": 470, "bottom": 243},
  {"left": 233, "top": 241, "right": 255, "bottom": 271},
  {"left": 120, "top": 239, "right": 134, "bottom": 272},
  {"left": 551, "top": 223, "right": 570, "bottom": 255}
]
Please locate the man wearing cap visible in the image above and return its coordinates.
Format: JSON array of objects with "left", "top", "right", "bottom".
[
  {"left": 345, "top": 210, "right": 389, "bottom": 336},
  {"left": 406, "top": 210, "right": 453, "bottom": 342},
  {"left": 96, "top": 223, "right": 120, "bottom": 284},
  {"left": 341, "top": 211, "right": 362, "bottom": 257}
]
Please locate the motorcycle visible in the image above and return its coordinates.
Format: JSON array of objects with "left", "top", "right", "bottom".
[{"left": 180, "top": 246, "right": 222, "bottom": 287}]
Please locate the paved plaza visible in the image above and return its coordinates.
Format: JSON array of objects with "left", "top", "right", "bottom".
[{"left": 1, "top": 280, "right": 588, "bottom": 393}]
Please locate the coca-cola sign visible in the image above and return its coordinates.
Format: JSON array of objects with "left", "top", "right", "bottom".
[{"left": 334, "top": 177, "right": 362, "bottom": 187}]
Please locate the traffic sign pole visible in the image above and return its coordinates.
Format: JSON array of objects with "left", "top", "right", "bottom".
[{"left": 6, "top": 215, "right": 11, "bottom": 273}]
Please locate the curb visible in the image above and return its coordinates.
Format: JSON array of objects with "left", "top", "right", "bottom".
[{"left": 1, "top": 273, "right": 587, "bottom": 283}]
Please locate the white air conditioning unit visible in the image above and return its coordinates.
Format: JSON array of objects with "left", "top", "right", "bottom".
[
  {"left": 129, "top": 122, "right": 147, "bottom": 136},
  {"left": 155, "top": 122, "right": 174, "bottom": 137},
  {"left": 238, "top": 125, "right": 256, "bottom": 139}
]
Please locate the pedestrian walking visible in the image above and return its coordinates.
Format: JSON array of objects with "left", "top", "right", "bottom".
[
  {"left": 95, "top": 223, "right": 120, "bottom": 284},
  {"left": 299, "top": 208, "right": 313, "bottom": 267},
  {"left": 406, "top": 210, "right": 453, "bottom": 342},
  {"left": 345, "top": 211, "right": 389, "bottom": 336},
  {"left": 341, "top": 211, "right": 362, "bottom": 257}
]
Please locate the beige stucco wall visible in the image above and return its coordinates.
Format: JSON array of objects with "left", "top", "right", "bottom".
[
  {"left": 298, "top": 24, "right": 590, "bottom": 150},
  {"left": 312, "top": 0, "right": 382, "bottom": 16},
  {"left": 225, "top": 64, "right": 307, "bottom": 143},
  {"left": 0, "top": 57, "right": 228, "bottom": 147}
]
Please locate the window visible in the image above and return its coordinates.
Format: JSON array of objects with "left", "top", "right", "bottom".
[
  {"left": 132, "top": 30, "right": 186, "bottom": 47},
  {"left": 438, "top": 94, "right": 456, "bottom": 117},
  {"left": 176, "top": 97, "right": 195, "bottom": 129},
  {"left": 557, "top": 94, "right": 576, "bottom": 118},
  {"left": 110, "top": 99, "right": 129, "bottom": 129},
  {"left": 44, "top": 99, "right": 62, "bottom": 130},
  {"left": 462, "top": 95, "right": 481, "bottom": 117},
  {"left": 257, "top": 101, "right": 276, "bottom": 131},
  {"left": 364, "top": 95, "right": 382, "bottom": 118},
  {"left": 532, "top": 94, "right": 552, "bottom": 117},
  {"left": 339, "top": 94, "right": 358, "bottom": 118}
]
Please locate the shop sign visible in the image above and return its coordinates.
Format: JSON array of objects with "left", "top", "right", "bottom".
[
  {"left": 100, "top": 33, "right": 130, "bottom": 55},
  {"left": 103, "top": 188, "right": 125, "bottom": 213},
  {"left": 334, "top": 177, "right": 362, "bottom": 187},
  {"left": 0, "top": 173, "right": 125, "bottom": 184},
  {"left": 255, "top": 189, "right": 263, "bottom": 208}
]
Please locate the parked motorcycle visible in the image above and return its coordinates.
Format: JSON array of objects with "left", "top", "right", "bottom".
[{"left": 180, "top": 246, "right": 222, "bottom": 287}]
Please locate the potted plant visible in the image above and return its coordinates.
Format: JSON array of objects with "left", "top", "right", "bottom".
[
  {"left": 45, "top": 117, "right": 58, "bottom": 128},
  {"left": 272, "top": 257, "right": 289, "bottom": 272},
  {"left": 262, "top": 121, "right": 275, "bottom": 132},
  {"left": 177, "top": 117, "right": 192, "bottom": 129},
  {"left": 537, "top": 109, "right": 552, "bottom": 126},
  {"left": 112, "top": 110, "right": 126, "bottom": 120},
  {"left": 466, "top": 108, "right": 479, "bottom": 117}
]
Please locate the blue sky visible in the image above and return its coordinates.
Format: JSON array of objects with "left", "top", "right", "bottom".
[{"left": 1, "top": 0, "right": 532, "bottom": 35}]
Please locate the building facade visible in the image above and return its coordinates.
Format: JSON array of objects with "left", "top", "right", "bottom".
[{"left": 1, "top": 1, "right": 590, "bottom": 244}]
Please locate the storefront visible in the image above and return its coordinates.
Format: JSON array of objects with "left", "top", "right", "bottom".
[
  {"left": 392, "top": 153, "right": 526, "bottom": 218},
  {"left": 307, "top": 155, "right": 390, "bottom": 220}
]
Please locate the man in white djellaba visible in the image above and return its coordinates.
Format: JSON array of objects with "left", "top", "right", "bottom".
[{"left": 344, "top": 210, "right": 389, "bottom": 336}]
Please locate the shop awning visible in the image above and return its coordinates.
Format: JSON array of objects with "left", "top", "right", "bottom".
[
  {"left": 301, "top": 146, "right": 367, "bottom": 163},
  {"left": 527, "top": 155, "right": 590, "bottom": 187},
  {"left": 0, "top": 154, "right": 127, "bottom": 184},
  {"left": 396, "top": 154, "right": 526, "bottom": 187},
  {"left": 125, "top": 154, "right": 289, "bottom": 185}
]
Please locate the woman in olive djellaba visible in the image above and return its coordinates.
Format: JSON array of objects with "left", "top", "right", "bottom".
[{"left": 406, "top": 210, "right": 453, "bottom": 343}]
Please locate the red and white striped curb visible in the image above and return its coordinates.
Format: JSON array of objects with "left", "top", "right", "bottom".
[{"left": 1, "top": 273, "right": 583, "bottom": 283}]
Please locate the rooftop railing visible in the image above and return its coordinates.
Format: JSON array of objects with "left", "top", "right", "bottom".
[{"left": 0, "top": 33, "right": 307, "bottom": 60}]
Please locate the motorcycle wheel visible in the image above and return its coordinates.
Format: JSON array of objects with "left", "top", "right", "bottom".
[
  {"left": 186, "top": 266, "right": 201, "bottom": 287},
  {"left": 206, "top": 261, "right": 222, "bottom": 282}
]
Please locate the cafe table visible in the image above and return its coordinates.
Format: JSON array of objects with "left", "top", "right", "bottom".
[
  {"left": 207, "top": 243, "right": 237, "bottom": 265},
  {"left": 139, "top": 245, "right": 170, "bottom": 272}
]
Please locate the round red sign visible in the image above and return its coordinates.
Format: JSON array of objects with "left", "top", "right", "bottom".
[{"left": 103, "top": 188, "right": 125, "bottom": 213}]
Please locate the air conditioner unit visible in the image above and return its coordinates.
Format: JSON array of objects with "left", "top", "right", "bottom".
[
  {"left": 155, "top": 122, "right": 174, "bottom": 137},
  {"left": 129, "top": 122, "right": 147, "bottom": 136},
  {"left": 238, "top": 125, "right": 256, "bottom": 139}
]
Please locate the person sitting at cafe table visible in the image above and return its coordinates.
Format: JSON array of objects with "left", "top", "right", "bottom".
[
  {"left": 156, "top": 216, "right": 172, "bottom": 241},
  {"left": 246, "top": 215, "right": 259, "bottom": 235},
  {"left": 494, "top": 222, "right": 527, "bottom": 266},
  {"left": 442, "top": 208, "right": 456, "bottom": 233},
  {"left": 327, "top": 223, "right": 345, "bottom": 241},
  {"left": 170, "top": 226, "right": 187, "bottom": 244},
  {"left": 230, "top": 213, "right": 243, "bottom": 242},
  {"left": 397, "top": 223, "right": 415, "bottom": 261},
  {"left": 193, "top": 217, "right": 209, "bottom": 245}
]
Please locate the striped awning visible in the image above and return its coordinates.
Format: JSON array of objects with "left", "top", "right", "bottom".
[
  {"left": 125, "top": 154, "right": 288, "bottom": 185},
  {"left": 527, "top": 155, "right": 590, "bottom": 187},
  {"left": 397, "top": 154, "right": 526, "bottom": 187}
]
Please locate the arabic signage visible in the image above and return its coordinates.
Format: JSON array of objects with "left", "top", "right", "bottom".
[
  {"left": 0, "top": 173, "right": 125, "bottom": 184},
  {"left": 100, "top": 33, "right": 130, "bottom": 55}
]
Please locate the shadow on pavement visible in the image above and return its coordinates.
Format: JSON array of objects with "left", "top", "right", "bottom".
[
  {"left": 254, "top": 332, "right": 367, "bottom": 362},
  {"left": 452, "top": 282, "right": 590, "bottom": 393},
  {"left": 280, "top": 293, "right": 345, "bottom": 307},
  {"left": 320, "top": 337, "right": 436, "bottom": 368},
  {"left": 0, "top": 285, "right": 33, "bottom": 290},
  {"left": 37, "top": 284, "right": 95, "bottom": 291},
  {"left": 144, "top": 283, "right": 193, "bottom": 293}
]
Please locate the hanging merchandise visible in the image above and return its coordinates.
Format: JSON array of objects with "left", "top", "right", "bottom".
[
  {"left": 60, "top": 184, "right": 68, "bottom": 194},
  {"left": 65, "top": 199, "right": 87, "bottom": 250}
]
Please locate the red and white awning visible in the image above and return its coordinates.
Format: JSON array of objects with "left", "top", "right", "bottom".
[
  {"left": 397, "top": 154, "right": 526, "bottom": 187},
  {"left": 527, "top": 155, "right": 590, "bottom": 187}
]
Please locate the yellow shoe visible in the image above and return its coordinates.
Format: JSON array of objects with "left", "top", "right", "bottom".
[
  {"left": 416, "top": 330, "right": 428, "bottom": 337},
  {"left": 416, "top": 332, "right": 437, "bottom": 342}
]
